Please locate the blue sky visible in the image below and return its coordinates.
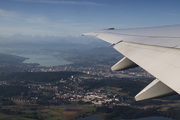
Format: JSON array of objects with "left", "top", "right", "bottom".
[{"left": 1, "top": 0, "right": 180, "bottom": 37}]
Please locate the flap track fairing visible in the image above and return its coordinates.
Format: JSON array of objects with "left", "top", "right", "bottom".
[
  {"left": 135, "top": 79, "right": 177, "bottom": 101},
  {"left": 111, "top": 57, "right": 138, "bottom": 71}
]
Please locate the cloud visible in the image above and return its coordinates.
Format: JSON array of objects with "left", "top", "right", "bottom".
[
  {"left": 163, "top": 13, "right": 180, "bottom": 16},
  {"left": 23, "top": 17, "right": 49, "bottom": 24},
  {"left": 0, "top": 8, "right": 95, "bottom": 36},
  {"left": 0, "top": 8, "right": 49, "bottom": 24},
  {"left": 14, "top": 0, "right": 104, "bottom": 5},
  {"left": 0, "top": 9, "right": 19, "bottom": 18},
  {"left": 0, "top": 9, "right": 54, "bottom": 35}
]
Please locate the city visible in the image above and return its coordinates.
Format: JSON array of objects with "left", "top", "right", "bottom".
[{"left": 0, "top": 53, "right": 178, "bottom": 120}]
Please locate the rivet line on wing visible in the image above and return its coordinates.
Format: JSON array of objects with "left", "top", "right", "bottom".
[{"left": 109, "top": 40, "right": 123, "bottom": 47}]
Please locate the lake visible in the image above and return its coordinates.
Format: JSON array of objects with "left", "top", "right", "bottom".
[
  {"left": 77, "top": 116, "right": 172, "bottom": 120},
  {"left": 17, "top": 54, "right": 72, "bottom": 66}
]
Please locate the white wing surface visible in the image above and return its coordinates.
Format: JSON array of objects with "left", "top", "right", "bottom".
[{"left": 82, "top": 25, "right": 180, "bottom": 101}]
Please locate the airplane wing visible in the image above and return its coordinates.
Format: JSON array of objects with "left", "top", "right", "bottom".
[{"left": 82, "top": 25, "right": 180, "bottom": 101}]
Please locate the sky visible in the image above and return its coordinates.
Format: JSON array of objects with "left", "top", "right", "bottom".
[{"left": 1, "top": 0, "right": 180, "bottom": 37}]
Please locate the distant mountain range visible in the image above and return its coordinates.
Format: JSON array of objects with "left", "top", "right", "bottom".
[
  {"left": 0, "top": 33, "right": 114, "bottom": 55},
  {"left": 0, "top": 33, "right": 108, "bottom": 45}
]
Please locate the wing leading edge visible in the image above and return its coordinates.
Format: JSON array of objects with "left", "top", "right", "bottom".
[{"left": 82, "top": 25, "right": 180, "bottom": 101}]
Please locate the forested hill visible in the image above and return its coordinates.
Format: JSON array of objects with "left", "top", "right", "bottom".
[
  {"left": 0, "top": 71, "right": 82, "bottom": 83},
  {"left": 0, "top": 53, "right": 26, "bottom": 64},
  {"left": 79, "top": 78, "right": 151, "bottom": 97}
]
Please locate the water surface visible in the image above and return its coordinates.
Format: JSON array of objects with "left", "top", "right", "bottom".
[{"left": 17, "top": 54, "right": 72, "bottom": 66}]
